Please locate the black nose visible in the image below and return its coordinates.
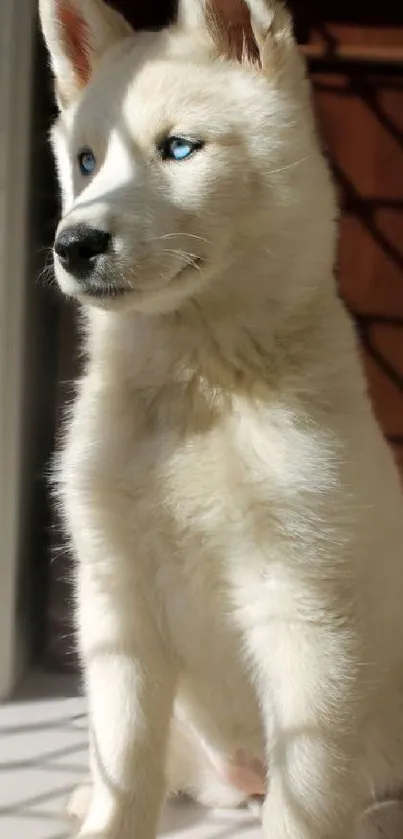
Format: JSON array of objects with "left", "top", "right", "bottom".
[{"left": 54, "top": 225, "right": 111, "bottom": 278}]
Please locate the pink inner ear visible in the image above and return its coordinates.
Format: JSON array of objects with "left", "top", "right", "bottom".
[
  {"left": 207, "top": 0, "right": 260, "bottom": 63},
  {"left": 59, "top": 1, "right": 91, "bottom": 86}
]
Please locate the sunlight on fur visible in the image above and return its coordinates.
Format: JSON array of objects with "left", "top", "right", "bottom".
[{"left": 39, "top": 1, "right": 403, "bottom": 838}]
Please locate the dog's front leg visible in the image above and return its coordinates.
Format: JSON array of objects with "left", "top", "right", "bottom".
[
  {"left": 251, "top": 617, "right": 363, "bottom": 839},
  {"left": 75, "top": 559, "right": 176, "bottom": 839}
]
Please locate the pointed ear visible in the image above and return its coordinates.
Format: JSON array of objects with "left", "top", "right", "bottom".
[
  {"left": 177, "top": 0, "right": 294, "bottom": 69},
  {"left": 39, "top": 0, "right": 133, "bottom": 108}
]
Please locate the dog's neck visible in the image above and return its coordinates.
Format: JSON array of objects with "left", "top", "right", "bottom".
[{"left": 82, "top": 247, "right": 359, "bottom": 412}]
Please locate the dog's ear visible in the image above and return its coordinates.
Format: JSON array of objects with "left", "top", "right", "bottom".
[
  {"left": 177, "top": 0, "right": 294, "bottom": 68},
  {"left": 39, "top": 0, "right": 133, "bottom": 108}
]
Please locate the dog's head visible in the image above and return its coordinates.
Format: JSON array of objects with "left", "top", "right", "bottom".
[{"left": 40, "top": 0, "right": 335, "bottom": 314}]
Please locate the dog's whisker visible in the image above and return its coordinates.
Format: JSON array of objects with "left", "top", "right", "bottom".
[
  {"left": 266, "top": 156, "right": 311, "bottom": 176},
  {"left": 37, "top": 262, "right": 56, "bottom": 288},
  {"left": 152, "top": 248, "right": 200, "bottom": 263},
  {"left": 145, "top": 233, "right": 210, "bottom": 245}
]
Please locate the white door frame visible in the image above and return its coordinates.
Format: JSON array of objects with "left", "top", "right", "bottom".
[{"left": 0, "top": 0, "right": 36, "bottom": 699}]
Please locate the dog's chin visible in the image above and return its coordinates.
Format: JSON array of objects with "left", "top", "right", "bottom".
[
  {"left": 56, "top": 259, "right": 206, "bottom": 315},
  {"left": 56, "top": 272, "right": 132, "bottom": 312}
]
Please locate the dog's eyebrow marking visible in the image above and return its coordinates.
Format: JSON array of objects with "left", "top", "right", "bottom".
[{"left": 59, "top": 0, "right": 91, "bottom": 87}]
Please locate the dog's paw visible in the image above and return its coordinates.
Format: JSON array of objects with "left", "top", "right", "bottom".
[
  {"left": 67, "top": 781, "right": 92, "bottom": 826},
  {"left": 247, "top": 796, "right": 264, "bottom": 820}
]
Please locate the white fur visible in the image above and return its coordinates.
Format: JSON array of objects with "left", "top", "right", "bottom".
[{"left": 39, "top": 2, "right": 403, "bottom": 838}]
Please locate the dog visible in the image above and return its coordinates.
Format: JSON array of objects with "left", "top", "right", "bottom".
[{"left": 39, "top": 1, "right": 403, "bottom": 837}]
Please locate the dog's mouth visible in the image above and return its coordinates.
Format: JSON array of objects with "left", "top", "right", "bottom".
[
  {"left": 79, "top": 256, "right": 204, "bottom": 301},
  {"left": 79, "top": 283, "right": 130, "bottom": 300}
]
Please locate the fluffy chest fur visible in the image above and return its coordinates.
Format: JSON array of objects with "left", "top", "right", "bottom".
[{"left": 62, "top": 307, "right": 361, "bottom": 650}]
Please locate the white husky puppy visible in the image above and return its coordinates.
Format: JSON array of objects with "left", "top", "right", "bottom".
[{"left": 39, "top": 0, "right": 403, "bottom": 837}]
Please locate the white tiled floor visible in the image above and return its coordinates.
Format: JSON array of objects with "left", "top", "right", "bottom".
[
  {"left": 0, "top": 671, "right": 87, "bottom": 839},
  {"left": 1, "top": 670, "right": 403, "bottom": 839}
]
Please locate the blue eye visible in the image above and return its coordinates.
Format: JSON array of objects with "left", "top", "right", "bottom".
[
  {"left": 159, "top": 136, "right": 204, "bottom": 162},
  {"left": 78, "top": 148, "right": 96, "bottom": 176}
]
